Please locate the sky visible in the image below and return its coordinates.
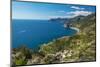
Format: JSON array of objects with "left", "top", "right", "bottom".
[{"left": 12, "top": 1, "right": 96, "bottom": 20}]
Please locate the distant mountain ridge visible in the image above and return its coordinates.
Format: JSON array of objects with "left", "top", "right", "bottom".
[{"left": 49, "top": 13, "right": 96, "bottom": 24}]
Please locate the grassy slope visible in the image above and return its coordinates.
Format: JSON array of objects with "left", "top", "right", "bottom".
[{"left": 38, "top": 13, "right": 96, "bottom": 63}]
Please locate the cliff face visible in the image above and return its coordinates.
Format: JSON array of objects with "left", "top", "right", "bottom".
[{"left": 12, "top": 13, "right": 96, "bottom": 66}]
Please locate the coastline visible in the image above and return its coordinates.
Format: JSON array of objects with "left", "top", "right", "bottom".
[{"left": 70, "top": 27, "right": 80, "bottom": 33}]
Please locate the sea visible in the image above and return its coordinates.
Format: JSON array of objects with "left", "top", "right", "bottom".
[{"left": 12, "top": 20, "right": 77, "bottom": 49}]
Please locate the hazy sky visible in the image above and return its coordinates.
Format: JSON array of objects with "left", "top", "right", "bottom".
[{"left": 12, "top": 1, "right": 96, "bottom": 20}]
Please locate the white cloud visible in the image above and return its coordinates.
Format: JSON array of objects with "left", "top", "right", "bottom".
[
  {"left": 71, "top": 6, "right": 85, "bottom": 10},
  {"left": 48, "top": 10, "right": 92, "bottom": 19},
  {"left": 66, "top": 11, "right": 92, "bottom": 18}
]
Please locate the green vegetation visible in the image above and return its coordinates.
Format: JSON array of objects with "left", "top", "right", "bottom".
[
  {"left": 12, "top": 45, "right": 32, "bottom": 66},
  {"left": 15, "top": 59, "right": 27, "bottom": 65}
]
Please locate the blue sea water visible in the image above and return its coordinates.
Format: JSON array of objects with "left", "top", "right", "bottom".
[{"left": 12, "top": 20, "right": 77, "bottom": 48}]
